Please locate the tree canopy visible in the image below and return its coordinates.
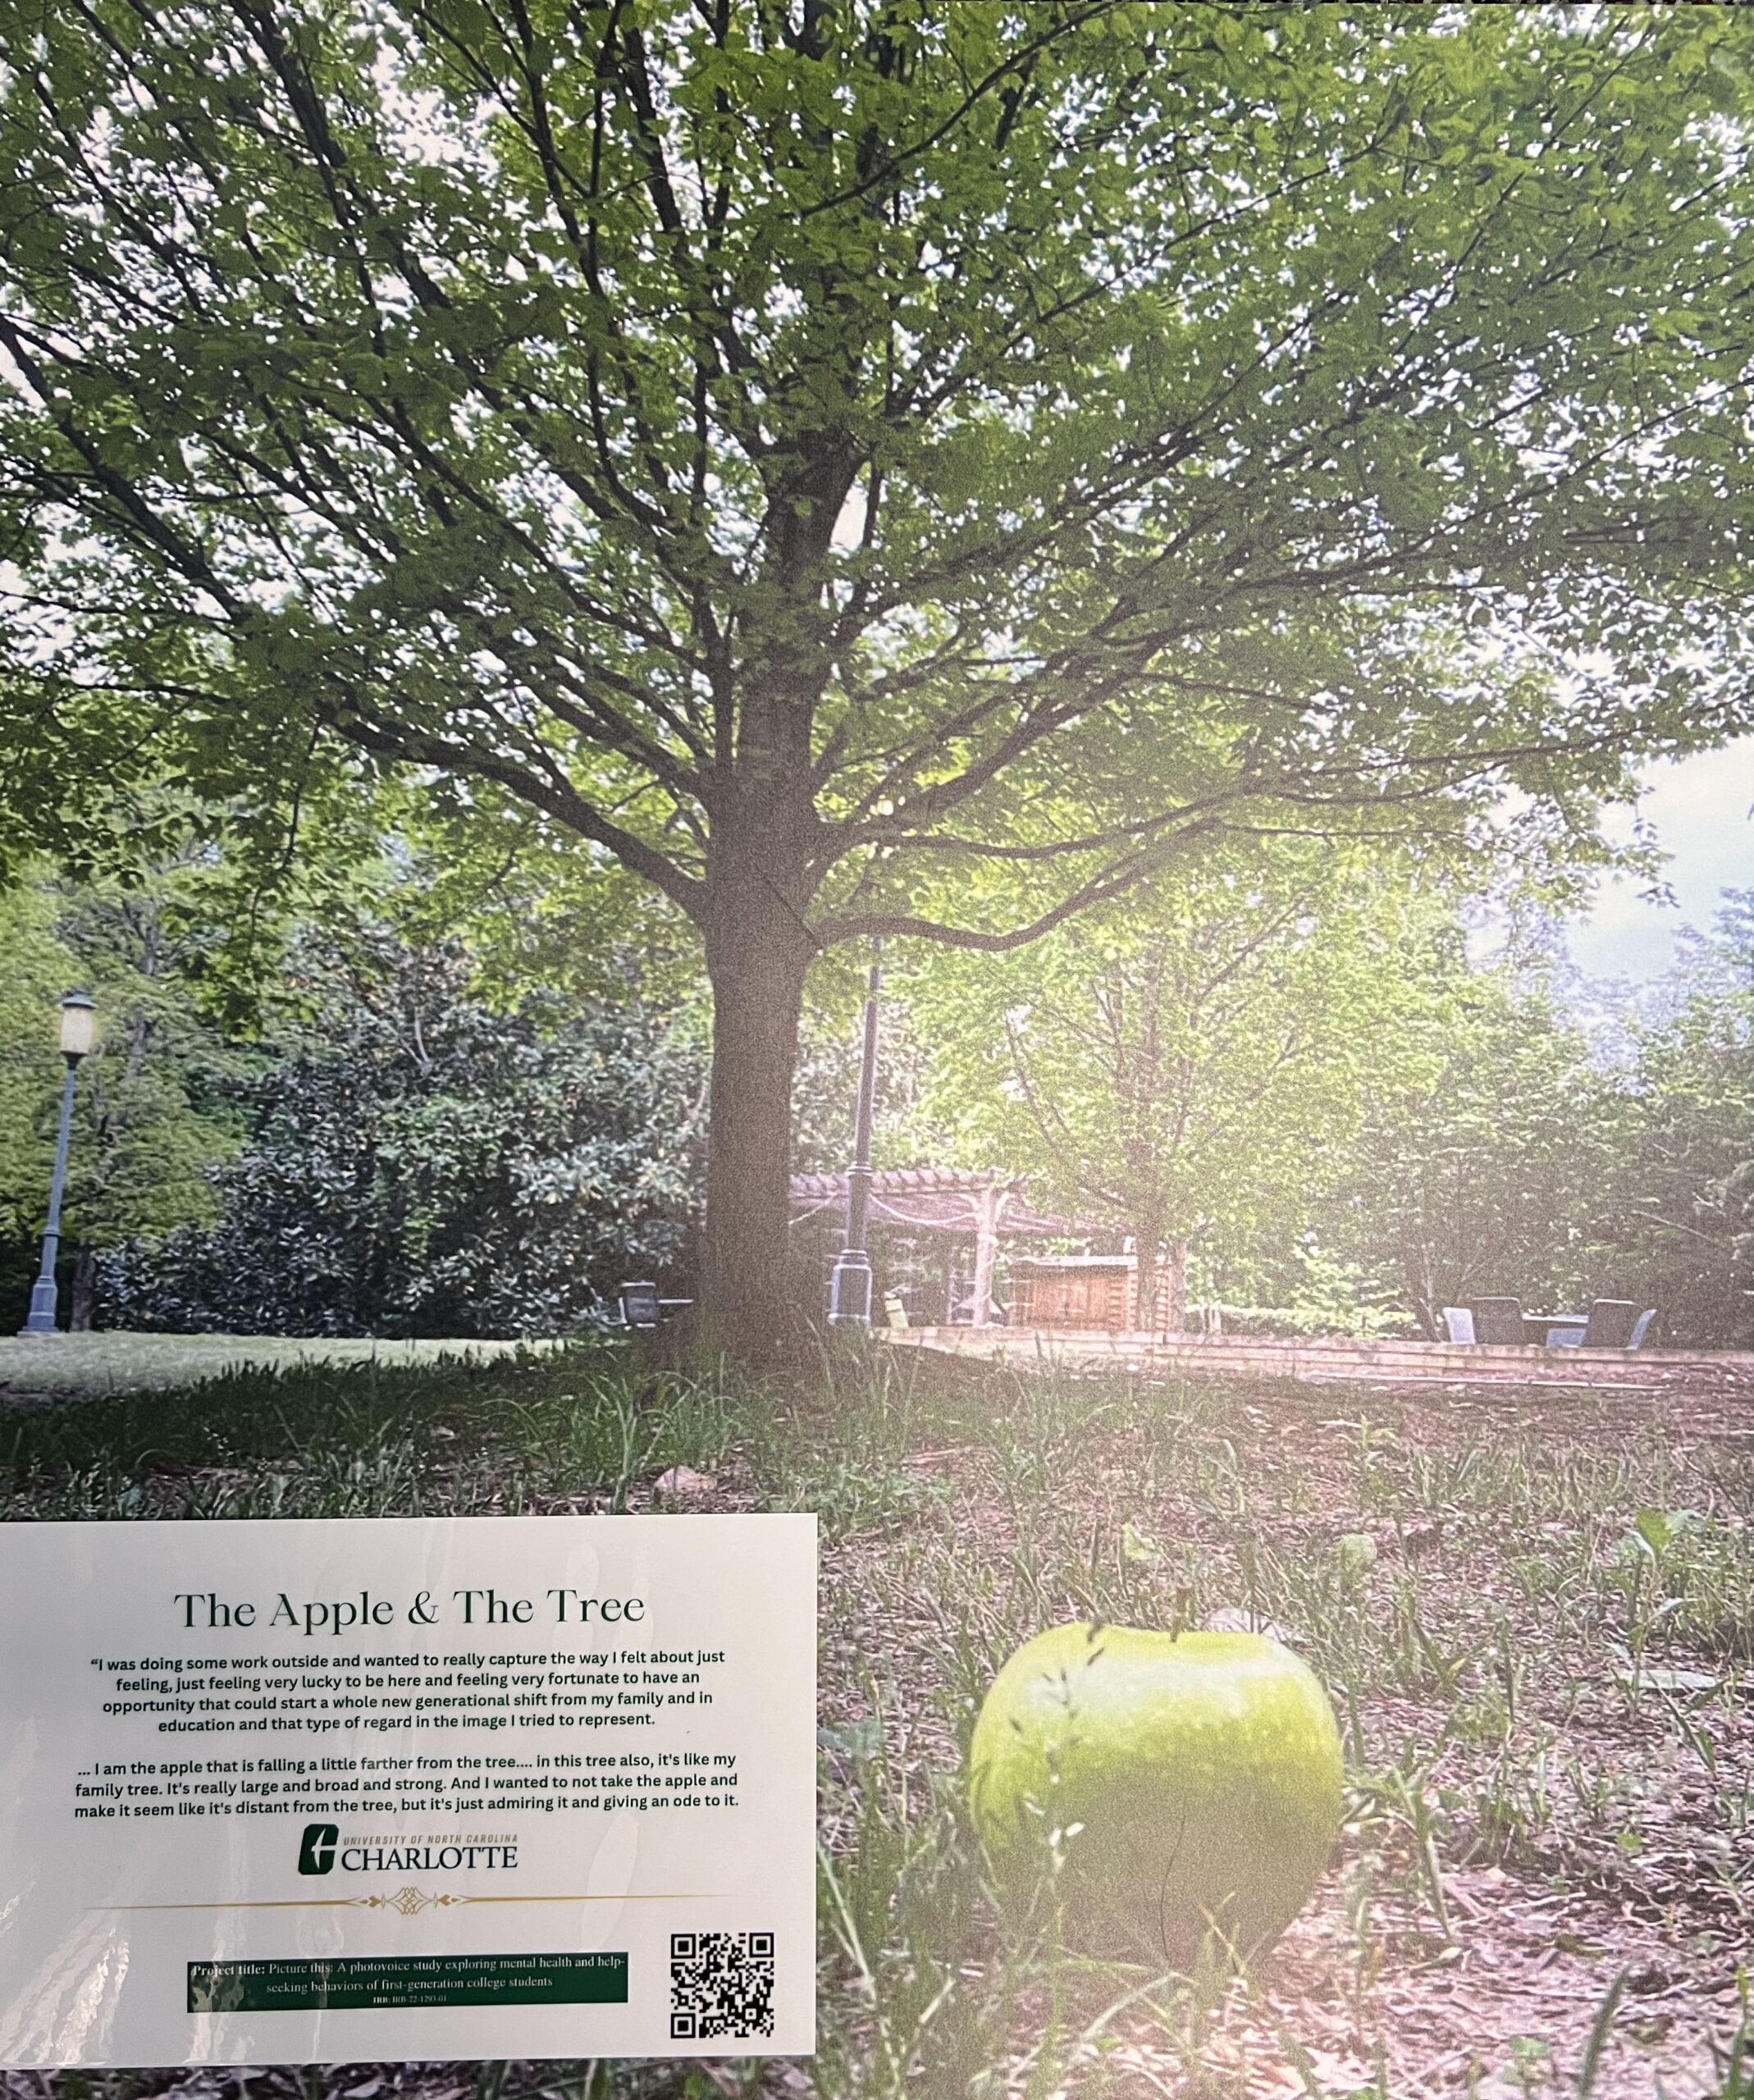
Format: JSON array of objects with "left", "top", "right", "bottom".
[{"left": 5, "top": 1, "right": 1754, "bottom": 1352}]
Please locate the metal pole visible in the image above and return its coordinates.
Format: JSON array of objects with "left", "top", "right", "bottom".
[
  {"left": 21, "top": 1057, "right": 80, "bottom": 1336},
  {"left": 828, "top": 943, "right": 883, "bottom": 1326}
]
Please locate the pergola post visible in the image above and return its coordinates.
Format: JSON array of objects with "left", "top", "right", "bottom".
[{"left": 970, "top": 1183, "right": 1003, "bottom": 1327}]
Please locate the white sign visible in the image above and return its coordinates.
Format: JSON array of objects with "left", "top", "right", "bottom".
[{"left": 0, "top": 1514, "right": 816, "bottom": 2066}]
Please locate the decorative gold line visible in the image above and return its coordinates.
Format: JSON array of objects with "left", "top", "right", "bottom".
[
  {"left": 448, "top": 1893, "right": 724, "bottom": 1906},
  {"left": 102, "top": 1900, "right": 359, "bottom": 1911},
  {"left": 99, "top": 1893, "right": 722, "bottom": 1912}
]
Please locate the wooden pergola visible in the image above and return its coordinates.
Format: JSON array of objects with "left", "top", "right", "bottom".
[{"left": 788, "top": 1167, "right": 1074, "bottom": 1327}]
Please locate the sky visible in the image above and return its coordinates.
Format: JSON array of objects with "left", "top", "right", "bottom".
[{"left": 1566, "top": 736, "right": 1754, "bottom": 982}]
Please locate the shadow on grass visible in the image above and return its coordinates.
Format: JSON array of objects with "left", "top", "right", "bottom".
[{"left": 0, "top": 1341, "right": 779, "bottom": 1522}]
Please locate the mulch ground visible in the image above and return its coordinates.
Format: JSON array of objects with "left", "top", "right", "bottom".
[{"left": 811, "top": 1374, "right": 1754, "bottom": 2098}]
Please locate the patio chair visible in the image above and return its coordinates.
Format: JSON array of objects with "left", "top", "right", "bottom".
[
  {"left": 1440, "top": 1307, "right": 1476, "bottom": 1344},
  {"left": 1546, "top": 1303, "right": 1658, "bottom": 1349},
  {"left": 1579, "top": 1298, "right": 1640, "bottom": 1349},
  {"left": 1469, "top": 1297, "right": 1528, "bottom": 1346}
]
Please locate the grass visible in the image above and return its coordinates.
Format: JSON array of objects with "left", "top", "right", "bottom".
[
  {"left": 0, "top": 1331, "right": 555, "bottom": 1402},
  {"left": 0, "top": 1344, "right": 762, "bottom": 1521},
  {"left": 3, "top": 1341, "right": 1753, "bottom": 2098}
]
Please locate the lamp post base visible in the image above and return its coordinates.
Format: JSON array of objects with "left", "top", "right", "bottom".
[
  {"left": 19, "top": 1276, "right": 61, "bottom": 1336},
  {"left": 827, "top": 1252, "right": 873, "bottom": 1327}
]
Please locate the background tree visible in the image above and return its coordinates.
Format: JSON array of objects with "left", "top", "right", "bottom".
[
  {"left": 1596, "top": 896, "right": 1754, "bottom": 1346},
  {"left": 0, "top": 868, "right": 239, "bottom": 1326},
  {"left": 0, "top": 884, "right": 89, "bottom": 1312},
  {"left": 1302, "top": 934, "right": 1624, "bottom": 1337},
  {"left": 7, "top": 2, "right": 1754, "bottom": 1354},
  {"left": 52, "top": 862, "right": 246, "bottom": 1324},
  {"left": 914, "top": 847, "right": 1427, "bottom": 1328}
]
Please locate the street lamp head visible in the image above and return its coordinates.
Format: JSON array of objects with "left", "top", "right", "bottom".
[{"left": 58, "top": 990, "right": 96, "bottom": 1061}]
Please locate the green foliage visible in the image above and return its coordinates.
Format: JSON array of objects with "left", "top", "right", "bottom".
[
  {"left": 50, "top": 865, "right": 247, "bottom": 1246},
  {"left": 1297, "top": 893, "right": 1754, "bottom": 1343},
  {"left": 98, "top": 925, "right": 706, "bottom": 1337},
  {"left": 0, "top": 865, "right": 240, "bottom": 1322},
  {"left": 1276, "top": 1239, "right": 1409, "bottom": 1340},
  {"left": 0, "top": 882, "right": 81, "bottom": 1245},
  {"left": 7, "top": 0, "right": 1750, "bottom": 911},
  {"left": 1597, "top": 894, "right": 1754, "bottom": 1344},
  {"left": 367, "top": 780, "right": 708, "bottom": 1020},
  {"left": 912, "top": 844, "right": 1435, "bottom": 1320},
  {"left": 1304, "top": 935, "right": 1625, "bottom": 1335},
  {"left": 792, "top": 981, "right": 947, "bottom": 1179}
]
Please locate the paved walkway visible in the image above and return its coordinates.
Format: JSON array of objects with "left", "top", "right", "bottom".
[
  {"left": 886, "top": 1326, "right": 1754, "bottom": 1392},
  {"left": 0, "top": 1331, "right": 554, "bottom": 1402}
]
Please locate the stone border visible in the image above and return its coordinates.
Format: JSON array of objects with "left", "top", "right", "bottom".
[{"left": 885, "top": 1326, "right": 1754, "bottom": 1390}]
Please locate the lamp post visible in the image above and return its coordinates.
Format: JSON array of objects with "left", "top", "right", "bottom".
[
  {"left": 20, "top": 992, "right": 96, "bottom": 1337},
  {"left": 827, "top": 944, "right": 882, "bottom": 1327}
]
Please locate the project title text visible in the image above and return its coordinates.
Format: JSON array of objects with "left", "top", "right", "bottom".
[{"left": 173, "top": 1588, "right": 646, "bottom": 1637}]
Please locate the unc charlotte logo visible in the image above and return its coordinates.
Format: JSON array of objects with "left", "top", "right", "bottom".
[
  {"left": 298, "top": 1822, "right": 340, "bottom": 1876},
  {"left": 296, "top": 1826, "right": 519, "bottom": 1875}
]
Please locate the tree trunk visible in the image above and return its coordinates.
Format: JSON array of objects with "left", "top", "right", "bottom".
[
  {"left": 71, "top": 1242, "right": 97, "bottom": 1331},
  {"left": 1132, "top": 1233, "right": 1160, "bottom": 1335},
  {"left": 1131, "top": 1210, "right": 1172, "bottom": 1335},
  {"left": 692, "top": 637, "right": 825, "bottom": 1367},
  {"left": 701, "top": 905, "right": 814, "bottom": 1368},
  {"left": 1162, "top": 1237, "right": 1190, "bottom": 1336}
]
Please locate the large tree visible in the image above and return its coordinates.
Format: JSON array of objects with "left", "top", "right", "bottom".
[{"left": 4, "top": 2, "right": 1754, "bottom": 1356}]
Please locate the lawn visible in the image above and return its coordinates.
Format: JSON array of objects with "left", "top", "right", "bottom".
[
  {"left": 0, "top": 1331, "right": 552, "bottom": 1403},
  {"left": 2, "top": 1344, "right": 1751, "bottom": 2099}
]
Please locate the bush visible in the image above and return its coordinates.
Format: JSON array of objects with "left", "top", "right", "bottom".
[{"left": 98, "top": 935, "right": 704, "bottom": 1336}]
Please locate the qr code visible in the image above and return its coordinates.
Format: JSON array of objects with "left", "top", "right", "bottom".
[{"left": 670, "top": 1930, "right": 776, "bottom": 2040}]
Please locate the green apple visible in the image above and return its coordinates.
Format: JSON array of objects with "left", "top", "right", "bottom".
[{"left": 968, "top": 1622, "right": 1343, "bottom": 1965}]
